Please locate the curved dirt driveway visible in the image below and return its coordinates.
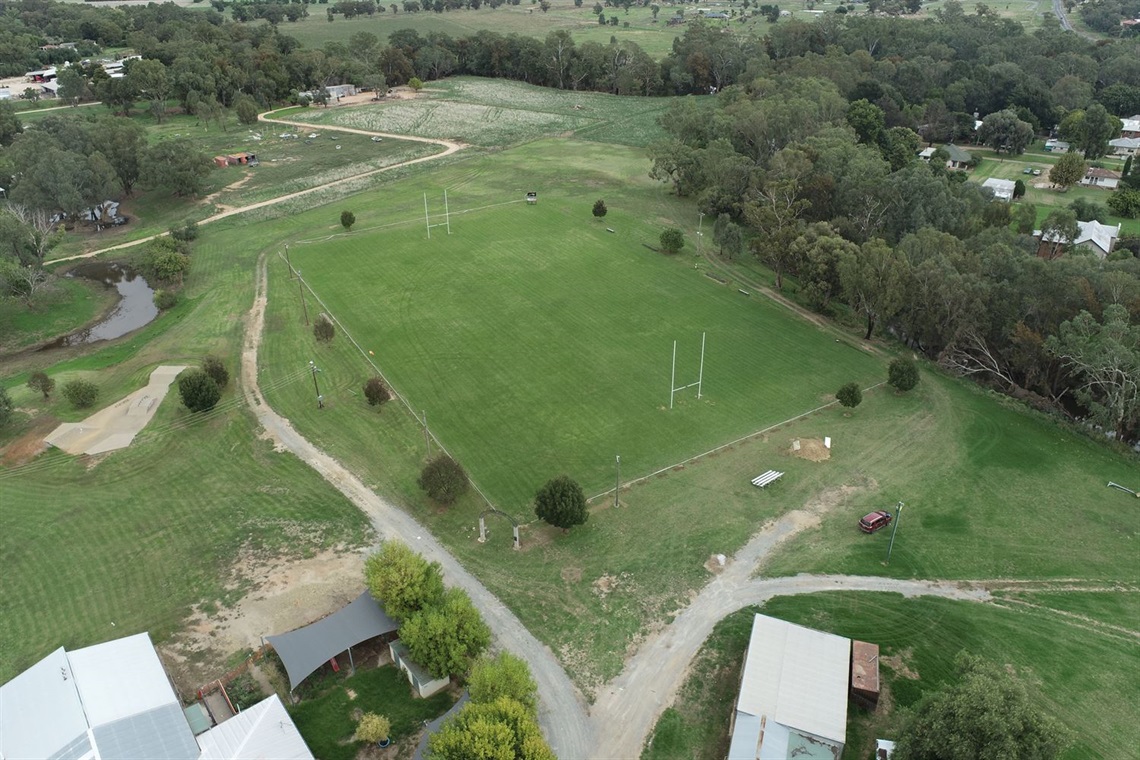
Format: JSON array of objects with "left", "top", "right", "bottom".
[
  {"left": 242, "top": 255, "right": 593, "bottom": 758},
  {"left": 52, "top": 111, "right": 466, "bottom": 264}
]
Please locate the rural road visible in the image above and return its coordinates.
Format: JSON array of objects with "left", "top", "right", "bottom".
[
  {"left": 1052, "top": 0, "right": 1098, "bottom": 39},
  {"left": 51, "top": 110, "right": 467, "bottom": 264}
]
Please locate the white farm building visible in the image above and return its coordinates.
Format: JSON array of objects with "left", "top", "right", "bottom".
[{"left": 727, "top": 615, "right": 852, "bottom": 760}]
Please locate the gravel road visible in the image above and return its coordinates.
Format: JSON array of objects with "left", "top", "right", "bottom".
[{"left": 242, "top": 255, "right": 595, "bottom": 758}]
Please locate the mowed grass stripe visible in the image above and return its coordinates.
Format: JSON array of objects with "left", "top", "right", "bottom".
[{"left": 291, "top": 154, "right": 882, "bottom": 508}]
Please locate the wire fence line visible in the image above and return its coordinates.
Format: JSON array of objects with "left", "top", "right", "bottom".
[
  {"left": 585, "top": 381, "right": 889, "bottom": 504},
  {"left": 278, "top": 253, "right": 505, "bottom": 520}
]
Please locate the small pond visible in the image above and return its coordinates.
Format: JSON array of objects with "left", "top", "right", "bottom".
[{"left": 41, "top": 261, "right": 158, "bottom": 350}]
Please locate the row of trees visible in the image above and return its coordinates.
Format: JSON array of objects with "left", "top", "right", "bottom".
[{"left": 649, "top": 75, "right": 1139, "bottom": 440}]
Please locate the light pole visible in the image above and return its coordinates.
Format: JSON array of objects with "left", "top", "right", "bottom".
[
  {"left": 696, "top": 212, "right": 705, "bottom": 255},
  {"left": 885, "top": 501, "right": 904, "bottom": 565},
  {"left": 309, "top": 361, "right": 323, "bottom": 409}
]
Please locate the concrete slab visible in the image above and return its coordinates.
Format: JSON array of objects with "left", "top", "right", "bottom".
[{"left": 44, "top": 365, "right": 188, "bottom": 455}]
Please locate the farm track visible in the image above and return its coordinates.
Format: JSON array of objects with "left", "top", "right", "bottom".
[{"left": 51, "top": 109, "right": 468, "bottom": 264}]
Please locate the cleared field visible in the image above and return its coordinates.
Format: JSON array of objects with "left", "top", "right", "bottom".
[
  {"left": 256, "top": 137, "right": 1136, "bottom": 693},
  {"left": 286, "top": 138, "right": 884, "bottom": 509},
  {"left": 645, "top": 593, "right": 1140, "bottom": 760},
  {"left": 272, "top": 77, "right": 703, "bottom": 148}
]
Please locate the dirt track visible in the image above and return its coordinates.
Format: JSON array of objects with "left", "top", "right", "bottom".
[{"left": 51, "top": 109, "right": 467, "bottom": 264}]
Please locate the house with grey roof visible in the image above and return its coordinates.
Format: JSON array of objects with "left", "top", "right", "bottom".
[
  {"left": 981, "top": 177, "right": 1016, "bottom": 201},
  {"left": 1036, "top": 219, "right": 1122, "bottom": 260},
  {"left": 0, "top": 632, "right": 314, "bottom": 760}
]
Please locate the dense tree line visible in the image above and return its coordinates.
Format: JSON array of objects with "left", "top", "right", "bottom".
[{"left": 1080, "top": 0, "right": 1140, "bottom": 34}]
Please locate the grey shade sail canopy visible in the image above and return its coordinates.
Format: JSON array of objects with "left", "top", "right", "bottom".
[{"left": 267, "top": 591, "right": 399, "bottom": 690}]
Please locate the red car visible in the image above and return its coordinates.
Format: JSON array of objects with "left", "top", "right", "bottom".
[{"left": 859, "top": 510, "right": 893, "bottom": 533}]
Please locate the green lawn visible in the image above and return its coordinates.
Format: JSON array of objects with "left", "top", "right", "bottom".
[
  {"left": 270, "top": 76, "right": 707, "bottom": 149},
  {"left": 0, "top": 210, "right": 373, "bottom": 684},
  {"left": 285, "top": 137, "right": 884, "bottom": 509},
  {"left": 644, "top": 593, "right": 1140, "bottom": 760},
  {"left": 0, "top": 275, "right": 117, "bottom": 354},
  {"left": 288, "top": 664, "right": 457, "bottom": 760}
]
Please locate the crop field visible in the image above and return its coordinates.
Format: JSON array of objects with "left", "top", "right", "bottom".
[
  {"left": 272, "top": 77, "right": 705, "bottom": 148},
  {"left": 284, "top": 138, "right": 884, "bottom": 509},
  {"left": 645, "top": 592, "right": 1140, "bottom": 760}
]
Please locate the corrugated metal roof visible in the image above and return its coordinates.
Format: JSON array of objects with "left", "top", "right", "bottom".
[
  {"left": 0, "top": 648, "right": 91, "bottom": 760},
  {"left": 196, "top": 696, "right": 314, "bottom": 760},
  {"left": 735, "top": 615, "right": 850, "bottom": 746}
]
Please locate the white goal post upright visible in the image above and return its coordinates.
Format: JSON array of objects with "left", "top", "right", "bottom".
[
  {"left": 424, "top": 190, "right": 451, "bottom": 239},
  {"left": 669, "top": 331, "right": 706, "bottom": 409}
]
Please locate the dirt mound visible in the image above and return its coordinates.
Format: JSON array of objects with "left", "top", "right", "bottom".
[
  {"left": 790, "top": 437, "right": 830, "bottom": 462},
  {"left": 0, "top": 414, "right": 57, "bottom": 467}
]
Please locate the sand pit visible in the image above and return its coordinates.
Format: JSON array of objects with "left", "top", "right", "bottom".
[
  {"left": 44, "top": 365, "right": 187, "bottom": 455},
  {"left": 790, "top": 437, "right": 830, "bottom": 462}
]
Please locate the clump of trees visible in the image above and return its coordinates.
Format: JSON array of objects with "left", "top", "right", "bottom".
[
  {"left": 62, "top": 379, "right": 99, "bottom": 409},
  {"left": 363, "top": 376, "right": 391, "bottom": 406},
  {"left": 418, "top": 455, "right": 469, "bottom": 505},
  {"left": 659, "top": 227, "right": 685, "bottom": 254},
  {"left": 178, "top": 368, "right": 222, "bottom": 413},
  {"left": 0, "top": 386, "right": 13, "bottom": 428},
  {"left": 534, "top": 475, "right": 588, "bottom": 531},
  {"left": 177, "top": 356, "right": 228, "bottom": 413},
  {"left": 836, "top": 382, "right": 862, "bottom": 410},
  {"left": 894, "top": 653, "right": 1069, "bottom": 760},
  {"left": 353, "top": 713, "right": 390, "bottom": 745},
  {"left": 888, "top": 358, "right": 919, "bottom": 393},
  {"left": 27, "top": 372, "right": 55, "bottom": 400},
  {"left": 364, "top": 540, "right": 490, "bottom": 680},
  {"left": 313, "top": 315, "right": 336, "bottom": 342},
  {"left": 364, "top": 539, "right": 445, "bottom": 619},
  {"left": 341, "top": 210, "right": 356, "bottom": 230},
  {"left": 429, "top": 653, "right": 554, "bottom": 760},
  {"left": 592, "top": 199, "right": 608, "bottom": 218}
]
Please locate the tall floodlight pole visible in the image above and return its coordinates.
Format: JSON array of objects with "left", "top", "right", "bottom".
[
  {"left": 423, "top": 410, "right": 430, "bottom": 457},
  {"left": 697, "top": 332, "right": 706, "bottom": 399},
  {"left": 309, "top": 361, "right": 323, "bottom": 409},
  {"left": 697, "top": 212, "right": 705, "bottom": 255},
  {"left": 885, "top": 501, "right": 904, "bottom": 564},
  {"left": 284, "top": 244, "right": 293, "bottom": 280},
  {"left": 424, "top": 192, "right": 431, "bottom": 239},
  {"left": 669, "top": 340, "right": 677, "bottom": 409},
  {"left": 614, "top": 455, "right": 621, "bottom": 508},
  {"left": 444, "top": 189, "right": 451, "bottom": 235}
]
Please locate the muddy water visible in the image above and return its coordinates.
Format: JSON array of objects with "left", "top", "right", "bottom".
[{"left": 41, "top": 262, "right": 157, "bottom": 350}]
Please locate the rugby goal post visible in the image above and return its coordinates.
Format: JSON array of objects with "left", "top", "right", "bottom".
[
  {"left": 424, "top": 190, "right": 451, "bottom": 238},
  {"left": 669, "top": 332, "right": 706, "bottom": 409}
]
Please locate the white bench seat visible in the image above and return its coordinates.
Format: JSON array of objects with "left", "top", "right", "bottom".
[{"left": 751, "top": 470, "right": 784, "bottom": 488}]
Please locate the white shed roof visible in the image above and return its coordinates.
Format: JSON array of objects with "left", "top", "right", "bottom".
[
  {"left": 197, "top": 695, "right": 314, "bottom": 760},
  {"left": 732, "top": 614, "right": 850, "bottom": 748},
  {"left": 0, "top": 647, "right": 91, "bottom": 760},
  {"left": 1121, "top": 117, "right": 1140, "bottom": 133},
  {"left": 982, "top": 177, "right": 1016, "bottom": 194},
  {"left": 0, "top": 633, "right": 200, "bottom": 760}
]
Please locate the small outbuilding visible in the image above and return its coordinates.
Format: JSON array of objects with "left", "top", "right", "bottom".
[
  {"left": 981, "top": 177, "right": 1016, "bottom": 202},
  {"left": 850, "top": 640, "right": 881, "bottom": 709},
  {"left": 1044, "top": 139, "right": 1070, "bottom": 153},
  {"left": 726, "top": 614, "right": 851, "bottom": 760},
  {"left": 390, "top": 640, "right": 450, "bottom": 698},
  {"left": 526, "top": 191, "right": 538, "bottom": 204}
]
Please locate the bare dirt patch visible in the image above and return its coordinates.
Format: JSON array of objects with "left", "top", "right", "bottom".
[
  {"left": 703, "top": 554, "right": 729, "bottom": 574},
  {"left": 160, "top": 547, "right": 368, "bottom": 692},
  {"left": 789, "top": 437, "right": 830, "bottom": 462},
  {"left": 881, "top": 649, "right": 920, "bottom": 680},
  {"left": 0, "top": 413, "right": 58, "bottom": 466},
  {"left": 593, "top": 574, "right": 620, "bottom": 597},
  {"left": 562, "top": 566, "right": 584, "bottom": 584}
]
